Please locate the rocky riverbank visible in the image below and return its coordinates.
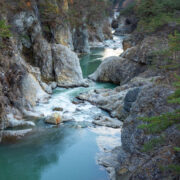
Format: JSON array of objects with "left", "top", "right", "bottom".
[
  {"left": 0, "top": 0, "right": 112, "bottom": 141},
  {"left": 77, "top": 11, "right": 180, "bottom": 179}
]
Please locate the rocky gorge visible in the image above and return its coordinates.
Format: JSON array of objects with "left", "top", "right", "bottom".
[{"left": 0, "top": 0, "right": 180, "bottom": 180}]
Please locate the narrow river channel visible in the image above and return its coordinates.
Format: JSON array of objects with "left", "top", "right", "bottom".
[{"left": 0, "top": 35, "right": 124, "bottom": 180}]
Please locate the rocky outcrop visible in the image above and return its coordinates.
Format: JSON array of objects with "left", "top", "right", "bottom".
[
  {"left": 121, "top": 35, "right": 169, "bottom": 65},
  {"left": 53, "top": 24, "right": 74, "bottom": 50},
  {"left": 114, "top": 15, "right": 138, "bottom": 35},
  {"left": 73, "top": 25, "right": 90, "bottom": 53},
  {"left": 88, "top": 20, "right": 113, "bottom": 43},
  {"left": 33, "top": 37, "right": 54, "bottom": 81},
  {"left": 0, "top": 0, "right": 95, "bottom": 142},
  {"left": 52, "top": 44, "right": 84, "bottom": 87},
  {"left": 89, "top": 56, "right": 145, "bottom": 85},
  {"left": 115, "top": 84, "right": 179, "bottom": 180},
  {"left": 78, "top": 76, "right": 162, "bottom": 120}
]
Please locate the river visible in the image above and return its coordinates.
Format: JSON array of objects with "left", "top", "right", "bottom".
[{"left": 0, "top": 35, "right": 124, "bottom": 180}]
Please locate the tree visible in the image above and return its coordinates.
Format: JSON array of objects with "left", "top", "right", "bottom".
[{"left": 0, "top": 20, "right": 11, "bottom": 39}]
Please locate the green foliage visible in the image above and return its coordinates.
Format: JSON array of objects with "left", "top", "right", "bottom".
[
  {"left": 138, "top": 76, "right": 180, "bottom": 155},
  {"left": 135, "top": 0, "right": 180, "bottom": 32},
  {"left": 166, "top": 164, "right": 180, "bottom": 174},
  {"left": 68, "top": 0, "right": 112, "bottom": 27},
  {"left": 169, "top": 31, "right": 180, "bottom": 53},
  {"left": 142, "top": 136, "right": 164, "bottom": 152},
  {"left": 168, "top": 78, "right": 180, "bottom": 104},
  {"left": 138, "top": 110, "right": 180, "bottom": 134},
  {"left": 0, "top": 20, "right": 11, "bottom": 39},
  {"left": 39, "top": 0, "right": 68, "bottom": 26},
  {"left": 150, "top": 30, "right": 180, "bottom": 71},
  {"left": 120, "top": 2, "right": 136, "bottom": 15},
  {"left": 174, "top": 147, "right": 180, "bottom": 152}
]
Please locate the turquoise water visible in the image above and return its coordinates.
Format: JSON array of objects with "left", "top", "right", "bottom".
[
  {"left": 0, "top": 124, "right": 111, "bottom": 180},
  {"left": 80, "top": 48, "right": 104, "bottom": 78},
  {"left": 0, "top": 45, "right": 122, "bottom": 180}
]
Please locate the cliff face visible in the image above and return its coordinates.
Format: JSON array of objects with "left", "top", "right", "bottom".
[
  {"left": 0, "top": 0, "right": 112, "bottom": 141},
  {"left": 78, "top": 10, "right": 180, "bottom": 179}
]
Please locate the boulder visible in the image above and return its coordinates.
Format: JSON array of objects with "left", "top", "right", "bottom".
[
  {"left": 52, "top": 44, "right": 84, "bottom": 87},
  {"left": 45, "top": 113, "right": 61, "bottom": 125},
  {"left": 111, "top": 20, "right": 119, "bottom": 29},
  {"left": 53, "top": 107, "right": 63, "bottom": 112},
  {"left": 89, "top": 56, "right": 145, "bottom": 85}
]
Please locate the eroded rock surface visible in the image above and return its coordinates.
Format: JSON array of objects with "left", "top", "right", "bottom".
[
  {"left": 89, "top": 56, "right": 145, "bottom": 85},
  {"left": 52, "top": 44, "right": 84, "bottom": 87}
]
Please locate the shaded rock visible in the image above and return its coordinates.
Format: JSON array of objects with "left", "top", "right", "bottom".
[
  {"left": 89, "top": 56, "right": 145, "bottom": 85},
  {"left": 53, "top": 107, "right": 63, "bottom": 112},
  {"left": 45, "top": 113, "right": 61, "bottom": 125},
  {"left": 33, "top": 37, "right": 54, "bottom": 81},
  {"left": 122, "top": 85, "right": 174, "bottom": 154},
  {"left": 122, "top": 35, "right": 135, "bottom": 51},
  {"left": 111, "top": 19, "right": 119, "bottom": 29},
  {"left": 123, "top": 88, "right": 140, "bottom": 112},
  {"left": 114, "top": 15, "right": 137, "bottom": 35},
  {"left": 52, "top": 44, "right": 84, "bottom": 87},
  {"left": 73, "top": 25, "right": 90, "bottom": 53},
  {"left": 72, "top": 98, "right": 84, "bottom": 105}
]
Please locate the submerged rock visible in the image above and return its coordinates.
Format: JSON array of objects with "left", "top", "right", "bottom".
[
  {"left": 2, "top": 129, "right": 32, "bottom": 142},
  {"left": 45, "top": 113, "right": 61, "bottom": 125},
  {"left": 53, "top": 107, "right": 63, "bottom": 112}
]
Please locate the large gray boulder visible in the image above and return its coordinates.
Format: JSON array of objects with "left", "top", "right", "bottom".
[
  {"left": 52, "top": 44, "right": 84, "bottom": 87},
  {"left": 89, "top": 56, "right": 145, "bottom": 85}
]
